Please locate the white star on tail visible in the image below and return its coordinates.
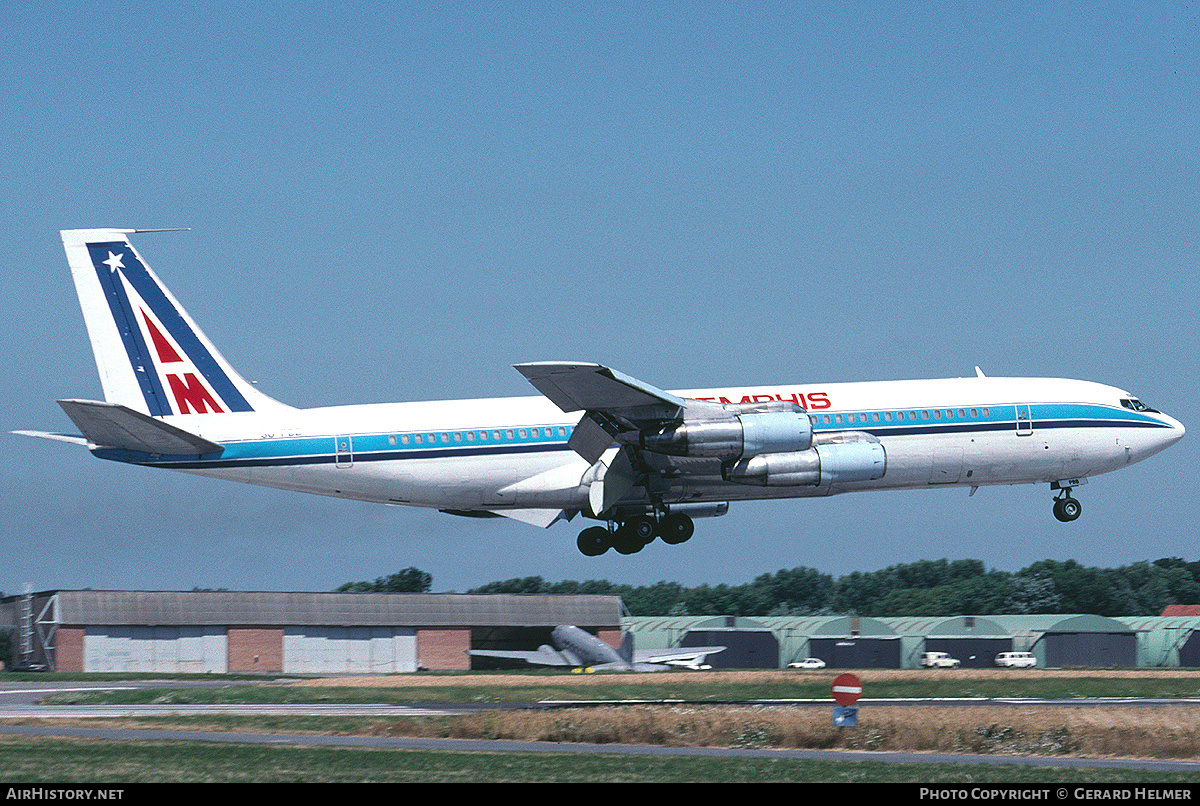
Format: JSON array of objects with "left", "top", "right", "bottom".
[{"left": 102, "top": 251, "right": 124, "bottom": 273}]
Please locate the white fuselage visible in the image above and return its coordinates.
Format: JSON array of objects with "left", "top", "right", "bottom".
[{"left": 115, "top": 374, "right": 1184, "bottom": 522}]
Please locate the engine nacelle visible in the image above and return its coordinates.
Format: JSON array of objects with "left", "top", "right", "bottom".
[
  {"left": 641, "top": 407, "right": 813, "bottom": 461},
  {"left": 723, "top": 441, "right": 887, "bottom": 487}
]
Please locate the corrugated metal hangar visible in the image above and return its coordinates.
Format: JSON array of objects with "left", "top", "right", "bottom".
[
  {"left": 628, "top": 612, "right": 1200, "bottom": 670},
  {"left": 0, "top": 590, "right": 623, "bottom": 674}
]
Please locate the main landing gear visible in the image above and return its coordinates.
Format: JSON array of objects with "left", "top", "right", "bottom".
[
  {"left": 576, "top": 512, "right": 695, "bottom": 556},
  {"left": 1052, "top": 487, "right": 1082, "bottom": 522}
]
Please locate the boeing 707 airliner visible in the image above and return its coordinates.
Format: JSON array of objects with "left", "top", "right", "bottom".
[{"left": 17, "top": 230, "right": 1185, "bottom": 556}]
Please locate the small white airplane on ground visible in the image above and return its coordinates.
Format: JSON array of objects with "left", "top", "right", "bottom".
[
  {"left": 467, "top": 625, "right": 724, "bottom": 671},
  {"left": 17, "top": 230, "right": 1185, "bottom": 556}
]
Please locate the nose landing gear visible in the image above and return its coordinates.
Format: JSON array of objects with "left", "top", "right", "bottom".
[{"left": 1052, "top": 488, "right": 1082, "bottom": 522}]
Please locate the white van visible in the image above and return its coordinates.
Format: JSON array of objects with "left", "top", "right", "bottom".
[
  {"left": 995, "top": 651, "right": 1036, "bottom": 668},
  {"left": 919, "top": 651, "right": 960, "bottom": 668}
]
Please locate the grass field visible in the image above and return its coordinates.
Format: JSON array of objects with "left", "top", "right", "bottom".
[
  {"left": 3, "top": 734, "right": 1198, "bottom": 784},
  {"left": 9, "top": 669, "right": 1200, "bottom": 783}
]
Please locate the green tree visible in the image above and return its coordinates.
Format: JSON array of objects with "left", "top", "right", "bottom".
[{"left": 337, "top": 567, "right": 432, "bottom": 593}]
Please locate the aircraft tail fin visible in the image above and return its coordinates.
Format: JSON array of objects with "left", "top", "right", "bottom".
[
  {"left": 61, "top": 229, "right": 289, "bottom": 417},
  {"left": 618, "top": 631, "right": 634, "bottom": 665}
]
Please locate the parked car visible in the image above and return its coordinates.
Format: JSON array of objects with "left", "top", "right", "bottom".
[
  {"left": 995, "top": 651, "right": 1037, "bottom": 668},
  {"left": 787, "top": 657, "right": 827, "bottom": 670},
  {"left": 919, "top": 651, "right": 961, "bottom": 668}
]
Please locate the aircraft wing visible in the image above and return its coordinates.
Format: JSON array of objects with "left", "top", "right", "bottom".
[
  {"left": 633, "top": 646, "right": 726, "bottom": 666},
  {"left": 514, "top": 362, "right": 686, "bottom": 421},
  {"left": 515, "top": 362, "right": 695, "bottom": 465},
  {"left": 466, "top": 645, "right": 577, "bottom": 667},
  {"left": 515, "top": 362, "right": 735, "bottom": 516}
]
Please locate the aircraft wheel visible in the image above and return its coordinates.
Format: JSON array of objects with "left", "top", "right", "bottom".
[
  {"left": 577, "top": 526, "right": 611, "bottom": 556},
  {"left": 1053, "top": 496, "right": 1081, "bottom": 522},
  {"left": 612, "top": 524, "right": 646, "bottom": 554},
  {"left": 660, "top": 512, "right": 695, "bottom": 545},
  {"left": 628, "top": 516, "right": 657, "bottom": 543}
]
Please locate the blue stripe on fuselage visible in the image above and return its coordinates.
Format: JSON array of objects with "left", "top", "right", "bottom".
[{"left": 98, "top": 402, "right": 1169, "bottom": 470}]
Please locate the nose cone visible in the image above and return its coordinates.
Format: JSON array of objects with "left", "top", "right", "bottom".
[
  {"left": 1162, "top": 412, "right": 1186, "bottom": 445},
  {"left": 1150, "top": 412, "right": 1186, "bottom": 456}
]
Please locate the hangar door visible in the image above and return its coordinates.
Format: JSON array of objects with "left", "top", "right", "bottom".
[
  {"left": 925, "top": 638, "right": 1013, "bottom": 669},
  {"left": 1043, "top": 631, "right": 1136, "bottom": 668},
  {"left": 283, "top": 626, "right": 418, "bottom": 673},
  {"left": 84, "top": 626, "right": 228, "bottom": 673},
  {"left": 808, "top": 637, "right": 901, "bottom": 668},
  {"left": 1179, "top": 630, "right": 1200, "bottom": 667},
  {"left": 681, "top": 630, "right": 779, "bottom": 669}
]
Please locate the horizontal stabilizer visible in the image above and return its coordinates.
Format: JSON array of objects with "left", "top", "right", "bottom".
[
  {"left": 57, "top": 399, "right": 223, "bottom": 455},
  {"left": 11, "top": 430, "right": 90, "bottom": 446}
]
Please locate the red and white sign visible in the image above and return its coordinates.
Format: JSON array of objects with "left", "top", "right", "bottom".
[{"left": 831, "top": 673, "right": 863, "bottom": 706}]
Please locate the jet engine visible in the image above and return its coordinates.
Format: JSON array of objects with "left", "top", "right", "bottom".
[
  {"left": 640, "top": 404, "right": 812, "bottom": 461},
  {"left": 723, "top": 440, "right": 886, "bottom": 487}
]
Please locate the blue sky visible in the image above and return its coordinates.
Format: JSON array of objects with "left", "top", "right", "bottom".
[{"left": 2, "top": 2, "right": 1197, "bottom": 597}]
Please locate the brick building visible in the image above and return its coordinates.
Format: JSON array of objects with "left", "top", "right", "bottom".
[{"left": 0, "top": 590, "right": 623, "bottom": 673}]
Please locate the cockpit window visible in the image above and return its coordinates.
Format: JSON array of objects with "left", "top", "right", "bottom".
[{"left": 1120, "top": 398, "right": 1159, "bottom": 413}]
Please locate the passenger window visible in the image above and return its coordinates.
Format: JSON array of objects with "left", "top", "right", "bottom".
[
  {"left": 970, "top": 408, "right": 978, "bottom": 418},
  {"left": 921, "top": 411, "right": 930, "bottom": 420}
]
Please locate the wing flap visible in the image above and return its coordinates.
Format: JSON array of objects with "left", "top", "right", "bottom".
[
  {"left": 485, "top": 508, "right": 567, "bottom": 528},
  {"left": 568, "top": 412, "right": 619, "bottom": 464},
  {"left": 57, "top": 399, "right": 223, "bottom": 455}
]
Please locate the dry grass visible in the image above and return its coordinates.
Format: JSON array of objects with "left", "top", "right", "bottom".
[
  {"left": 290, "top": 670, "right": 1200, "bottom": 760},
  {"left": 347, "top": 704, "right": 1200, "bottom": 760}
]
